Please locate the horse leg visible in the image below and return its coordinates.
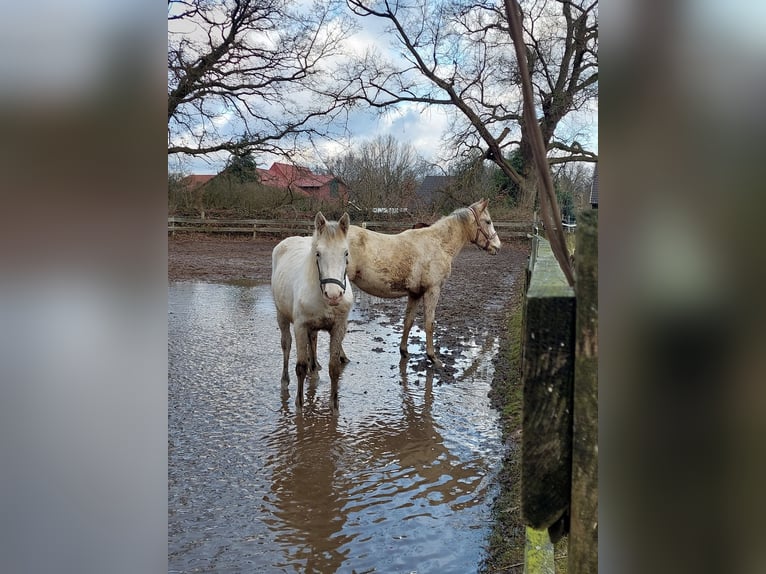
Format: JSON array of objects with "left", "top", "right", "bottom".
[
  {"left": 328, "top": 322, "right": 348, "bottom": 414},
  {"left": 277, "top": 312, "right": 292, "bottom": 386},
  {"left": 308, "top": 330, "right": 321, "bottom": 372},
  {"left": 423, "top": 286, "right": 443, "bottom": 368},
  {"left": 399, "top": 294, "right": 420, "bottom": 358},
  {"left": 294, "top": 326, "right": 310, "bottom": 409}
]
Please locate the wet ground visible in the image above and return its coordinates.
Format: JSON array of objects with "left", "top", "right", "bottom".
[{"left": 168, "top": 237, "right": 528, "bottom": 573}]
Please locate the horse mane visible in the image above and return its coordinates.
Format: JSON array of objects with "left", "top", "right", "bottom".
[
  {"left": 312, "top": 220, "right": 346, "bottom": 243},
  {"left": 450, "top": 207, "right": 472, "bottom": 225},
  {"left": 428, "top": 207, "right": 471, "bottom": 232}
]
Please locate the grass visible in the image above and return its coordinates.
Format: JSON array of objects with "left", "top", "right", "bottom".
[{"left": 483, "top": 291, "right": 526, "bottom": 573}]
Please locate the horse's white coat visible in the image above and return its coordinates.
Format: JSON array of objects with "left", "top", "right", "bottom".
[
  {"left": 271, "top": 212, "right": 353, "bottom": 410},
  {"left": 346, "top": 199, "right": 501, "bottom": 367}
]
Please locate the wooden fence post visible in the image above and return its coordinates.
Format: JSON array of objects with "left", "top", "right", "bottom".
[
  {"left": 569, "top": 209, "right": 598, "bottom": 573},
  {"left": 521, "top": 238, "right": 576, "bottom": 536}
]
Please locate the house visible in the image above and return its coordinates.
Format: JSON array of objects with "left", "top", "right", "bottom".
[
  {"left": 256, "top": 162, "right": 348, "bottom": 202},
  {"left": 172, "top": 174, "right": 217, "bottom": 218},
  {"left": 413, "top": 175, "right": 456, "bottom": 211},
  {"left": 589, "top": 164, "right": 598, "bottom": 209},
  {"left": 179, "top": 174, "right": 215, "bottom": 190},
  {"left": 177, "top": 162, "right": 348, "bottom": 207}
]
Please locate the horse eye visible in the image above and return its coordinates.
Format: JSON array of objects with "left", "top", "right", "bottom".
[
  {"left": 316, "top": 251, "right": 321, "bottom": 258},
  {"left": 345, "top": 250, "right": 349, "bottom": 257}
]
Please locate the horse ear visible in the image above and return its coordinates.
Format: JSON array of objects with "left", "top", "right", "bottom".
[
  {"left": 315, "top": 211, "right": 327, "bottom": 234},
  {"left": 339, "top": 212, "right": 350, "bottom": 234},
  {"left": 470, "top": 199, "right": 488, "bottom": 214}
]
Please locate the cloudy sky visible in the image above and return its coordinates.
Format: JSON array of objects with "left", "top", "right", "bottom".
[
  {"left": 168, "top": 3, "right": 598, "bottom": 176},
  {"left": 169, "top": 103, "right": 457, "bottom": 176}
]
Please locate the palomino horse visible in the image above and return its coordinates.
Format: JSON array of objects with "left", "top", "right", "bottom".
[
  {"left": 271, "top": 212, "right": 353, "bottom": 410},
  {"left": 346, "top": 198, "right": 501, "bottom": 368}
]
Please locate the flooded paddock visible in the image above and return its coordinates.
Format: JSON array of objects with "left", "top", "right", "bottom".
[{"left": 168, "top": 281, "right": 506, "bottom": 573}]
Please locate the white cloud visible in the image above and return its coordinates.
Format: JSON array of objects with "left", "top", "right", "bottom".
[
  {"left": 378, "top": 103, "right": 452, "bottom": 165},
  {"left": 343, "top": 12, "right": 394, "bottom": 55}
]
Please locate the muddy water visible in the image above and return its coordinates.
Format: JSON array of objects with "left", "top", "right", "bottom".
[{"left": 169, "top": 282, "right": 504, "bottom": 573}]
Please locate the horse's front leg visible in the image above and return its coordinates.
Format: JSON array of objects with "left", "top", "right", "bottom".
[
  {"left": 328, "top": 322, "right": 348, "bottom": 414},
  {"left": 294, "top": 326, "right": 310, "bottom": 409},
  {"left": 399, "top": 294, "right": 420, "bottom": 359},
  {"left": 423, "top": 286, "right": 443, "bottom": 368}
]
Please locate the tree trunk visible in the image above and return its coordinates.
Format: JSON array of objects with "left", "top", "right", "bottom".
[
  {"left": 520, "top": 168, "right": 539, "bottom": 211},
  {"left": 518, "top": 124, "right": 539, "bottom": 210}
]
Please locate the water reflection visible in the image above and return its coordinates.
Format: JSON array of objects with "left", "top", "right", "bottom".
[
  {"left": 266, "top": 408, "right": 347, "bottom": 571},
  {"left": 169, "top": 282, "right": 503, "bottom": 573}
]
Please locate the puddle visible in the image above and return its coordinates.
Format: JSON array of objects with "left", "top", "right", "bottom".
[{"left": 169, "top": 282, "right": 504, "bottom": 573}]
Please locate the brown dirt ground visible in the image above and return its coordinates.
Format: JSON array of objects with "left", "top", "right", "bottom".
[
  {"left": 168, "top": 231, "right": 531, "bottom": 571},
  {"left": 168, "top": 233, "right": 282, "bottom": 283}
]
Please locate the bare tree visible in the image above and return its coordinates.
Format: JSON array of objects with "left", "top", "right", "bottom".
[
  {"left": 340, "top": 0, "right": 598, "bottom": 209},
  {"left": 327, "top": 135, "right": 426, "bottom": 214},
  {"left": 168, "top": 0, "right": 355, "bottom": 158},
  {"left": 554, "top": 161, "right": 594, "bottom": 214}
]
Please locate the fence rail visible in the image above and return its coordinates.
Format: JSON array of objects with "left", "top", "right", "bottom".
[{"left": 168, "top": 216, "right": 531, "bottom": 239}]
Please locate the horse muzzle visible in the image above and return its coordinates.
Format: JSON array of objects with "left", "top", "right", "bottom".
[
  {"left": 320, "top": 277, "right": 346, "bottom": 305},
  {"left": 479, "top": 232, "right": 500, "bottom": 254}
]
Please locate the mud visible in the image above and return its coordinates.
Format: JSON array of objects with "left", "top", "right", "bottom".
[{"left": 168, "top": 234, "right": 528, "bottom": 374}]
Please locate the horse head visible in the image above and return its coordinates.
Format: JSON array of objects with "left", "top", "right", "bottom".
[
  {"left": 313, "top": 211, "right": 351, "bottom": 306},
  {"left": 468, "top": 199, "right": 502, "bottom": 255}
]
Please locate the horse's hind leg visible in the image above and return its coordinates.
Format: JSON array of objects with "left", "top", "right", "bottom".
[
  {"left": 399, "top": 294, "right": 420, "bottom": 358},
  {"left": 307, "top": 330, "right": 348, "bottom": 370},
  {"left": 277, "top": 312, "right": 292, "bottom": 386},
  {"left": 423, "top": 286, "right": 443, "bottom": 368},
  {"left": 308, "top": 330, "right": 321, "bottom": 372}
]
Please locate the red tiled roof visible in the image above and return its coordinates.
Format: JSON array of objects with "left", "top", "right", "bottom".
[
  {"left": 181, "top": 174, "right": 215, "bottom": 188},
  {"left": 256, "top": 162, "right": 346, "bottom": 201}
]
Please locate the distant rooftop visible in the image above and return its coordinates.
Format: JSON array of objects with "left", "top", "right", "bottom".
[{"left": 415, "top": 175, "right": 456, "bottom": 207}]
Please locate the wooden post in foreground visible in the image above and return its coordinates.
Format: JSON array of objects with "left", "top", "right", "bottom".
[
  {"left": 569, "top": 209, "right": 598, "bottom": 573},
  {"left": 521, "top": 238, "right": 575, "bottom": 535}
]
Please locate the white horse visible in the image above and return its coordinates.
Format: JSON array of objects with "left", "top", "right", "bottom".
[
  {"left": 271, "top": 212, "right": 353, "bottom": 410},
  {"left": 346, "top": 198, "right": 501, "bottom": 368}
]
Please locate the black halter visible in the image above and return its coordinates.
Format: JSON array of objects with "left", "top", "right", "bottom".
[{"left": 317, "top": 259, "right": 347, "bottom": 294}]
